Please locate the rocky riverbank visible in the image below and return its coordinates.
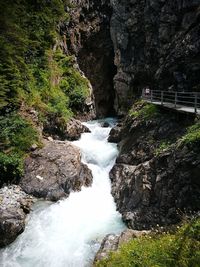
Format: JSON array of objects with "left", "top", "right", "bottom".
[
  {"left": 0, "top": 186, "right": 35, "bottom": 247},
  {"left": 0, "top": 121, "right": 93, "bottom": 247},
  {"left": 109, "top": 102, "right": 200, "bottom": 229}
]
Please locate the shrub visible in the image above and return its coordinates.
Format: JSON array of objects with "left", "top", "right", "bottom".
[
  {"left": 0, "top": 113, "right": 39, "bottom": 153},
  {"left": 0, "top": 152, "right": 24, "bottom": 186},
  {"left": 0, "top": 113, "right": 39, "bottom": 184}
]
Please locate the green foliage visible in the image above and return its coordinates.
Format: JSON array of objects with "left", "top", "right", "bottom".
[
  {"left": 0, "top": 114, "right": 38, "bottom": 153},
  {"left": 180, "top": 121, "right": 200, "bottom": 145},
  {"left": 95, "top": 219, "right": 200, "bottom": 267},
  {"left": 155, "top": 141, "right": 172, "bottom": 156},
  {"left": 129, "top": 102, "right": 158, "bottom": 120},
  {"left": 0, "top": 0, "right": 66, "bottom": 109},
  {"left": 0, "top": 113, "right": 39, "bottom": 184},
  {"left": 0, "top": 152, "right": 24, "bottom": 186},
  {"left": 0, "top": 0, "right": 90, "bottom": 125},
  {"left": 0, "top": 0, "right": 90, "bottom": 182}
]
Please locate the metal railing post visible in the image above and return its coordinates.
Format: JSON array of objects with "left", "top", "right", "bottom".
[
  {"left": 150, "top": 90, "right": 153, "bottom": 102},
  {"left": 175, "top": 92, "right": 177, "bottom": 108},
  {"left": 161, "top": 91, "right": 164, "bottom": 105},
  {"left": 194, "top": 93, "right": 197, "bottom": 113}
]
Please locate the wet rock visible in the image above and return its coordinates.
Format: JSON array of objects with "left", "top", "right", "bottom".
[
  {"left": 20, "top": 140, "right": 93, "bottom": 201},
  {"left": 94, "top": 229, "right": 150, "bottom": 263},
  {"left": 0, "top": 185, "right": 35, "bottom": 247},
  {"left": 101, "top": 122, "right": 110, "bottom": 128},
  {"left": 108, "top": 123, "right": 122, "bottom": 143},
  {"left": 64, "top": 119, "right": 90, "bottom": 141}
]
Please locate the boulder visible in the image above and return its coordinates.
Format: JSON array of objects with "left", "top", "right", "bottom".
[
  {"left": 108, "top": 123, "right": 122, "bottom": 143},
  {"left": 0, "top": 185, "right": 35, "bottom": 247},
  {"left": 101, "top": 122, "right": 110, "bottom": 128},
  {"left": 20, "top": 140, "right": 93, "bottom": 201},
  {"left": 64, "top": 119, "right": 90, "bottom": 141}
]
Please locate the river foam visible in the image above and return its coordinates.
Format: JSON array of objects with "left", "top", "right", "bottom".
[{"left": 0, "top": 118, "right": 125, "bottom": 267}]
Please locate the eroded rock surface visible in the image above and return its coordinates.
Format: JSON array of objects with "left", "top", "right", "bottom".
[
  {"left": 20, "top": 140, "right": 93, "bottom": 201},
  {"left": 0, "top": 185, "right": 35, "bottom": 247}
]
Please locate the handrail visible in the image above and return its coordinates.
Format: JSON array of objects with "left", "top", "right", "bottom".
[{"left": 142, "top": 89, "right": 200, "bottom": 114}]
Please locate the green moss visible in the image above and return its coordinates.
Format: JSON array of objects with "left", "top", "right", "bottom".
[
  {"left": 155, "top": 141, "right": 172, "bottom": 156},
  {"left": 129, "top": 102, "right": 159, "bottom": 120},
  {"left": 180, "top": 121, "right": 200, "bottom": 145},
  {"left": 95, "top": 219, "right": 200, "bottom": 267}
]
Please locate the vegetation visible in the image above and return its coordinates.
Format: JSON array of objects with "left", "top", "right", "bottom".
[
  {"left": 129, "top": 101, "right": 159, "bottom": 120},
  {"left": 155, "top": 141, "right": 172, "bottom": 156},
  {"left": 95, "top": 218, "right": 200, "bottom": 267},
  {"left": 0, "top": 0, "right": 90, "bottom": 183},
  {"left": 180, "top": 121, "right": 200, "bottom": 145},
  {"left": 0, "top": 113, "right": 39, "bottom": 185}
]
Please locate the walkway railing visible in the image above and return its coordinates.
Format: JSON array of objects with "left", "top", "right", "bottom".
[{"left": 142, "top": 89, "right": 200, "bottom": 114}]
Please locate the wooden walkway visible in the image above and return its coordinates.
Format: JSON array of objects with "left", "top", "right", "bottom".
[{"left": 142, "top": 90, "right": 200, "bottom": 115}]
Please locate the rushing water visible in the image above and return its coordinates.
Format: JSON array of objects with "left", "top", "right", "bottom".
[{"left": 0, "top": 119, "right": 125, "bottom": 267}]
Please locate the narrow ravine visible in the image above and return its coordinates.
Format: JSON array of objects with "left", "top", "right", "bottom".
[{"left": 0, "top": 119, "right": 125, "bottom": 267}]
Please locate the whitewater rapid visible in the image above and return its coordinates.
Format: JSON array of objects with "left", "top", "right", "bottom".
[{"left": 0, "top": 119, "right": 125, "bottom": 267}]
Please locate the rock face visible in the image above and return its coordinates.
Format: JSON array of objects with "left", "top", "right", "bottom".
[
  {"left": 110, "top": 0, "right": 200, "bottom": 115},
  {"left": 64, "top": 119, "right": 90, "bottom": 141},
  {"left": 109, "top": 104, "right": 200, "bottom": 229},
  {"left": 60, "top": 0, "right": 116, "bottom": 117},
  {"left": 0, "top": 185, "right": 35, "bottom": 247},
  {"left": 94, "top": 229, "right": 150, "bottom": 263},
  {"left": 20, "top": 140, "right": 93, "bottom": 201}
]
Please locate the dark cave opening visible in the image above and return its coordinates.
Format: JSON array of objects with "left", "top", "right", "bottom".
[{"left": 77, "top": 29, "right": 117, "bottom": 118}]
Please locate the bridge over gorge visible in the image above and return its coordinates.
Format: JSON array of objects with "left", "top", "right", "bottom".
[{"left": 142, "top": 89, "right": 200, "bottom": 115}]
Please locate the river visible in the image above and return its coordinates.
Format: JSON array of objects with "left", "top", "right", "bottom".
[{"left": 0, "top": 119, "right": 125, "bottom": 267}]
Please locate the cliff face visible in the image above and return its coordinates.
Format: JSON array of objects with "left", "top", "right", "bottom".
[
  {"left": 110, "top": 0, "right": 200, "bottom": 115},
  {"left": 109, "top": 103, "right": 200, "bottom": 229},
  {"left": 60, "top": 0, "right": 116, "bottom": 117}
]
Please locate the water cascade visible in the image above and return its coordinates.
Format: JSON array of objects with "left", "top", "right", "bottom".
[{"left": 0, "top": 119, "right": 125, "bottom": 267}]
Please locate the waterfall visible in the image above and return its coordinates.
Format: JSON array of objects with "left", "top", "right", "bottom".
[{"left": 0, "top": 119, "right": 125, "bottom": 267}]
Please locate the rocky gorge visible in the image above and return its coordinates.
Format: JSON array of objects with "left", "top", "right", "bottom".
[{"left": 0, "top": 0, "right": 200, "bottom": 265}]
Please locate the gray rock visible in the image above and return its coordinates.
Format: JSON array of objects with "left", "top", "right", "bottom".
[
  {"left": 0, "top": 185, "right": 35, "bottom": 247},
  {"left": 94, "top": 229, "right": 150, "bottom": 263},
  {"left": 64, "top": 119, "right": 90, "bottom": 141},
  {"left": 108, "top": 123, "right": 122, "bottom": 143},
  {"left": 20, "top": 140, "right": 93, "bottom": 201}
]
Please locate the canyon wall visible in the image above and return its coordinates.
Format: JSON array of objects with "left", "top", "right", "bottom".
[
  {"left": 60, "top": 0, "right": 116, "bottom": 117},
  {"left": 110, "top": 0, "right": 200, "bottom": 115},
  {"left": 109, "top": 103, "right": 200, "bottom": 229}
]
